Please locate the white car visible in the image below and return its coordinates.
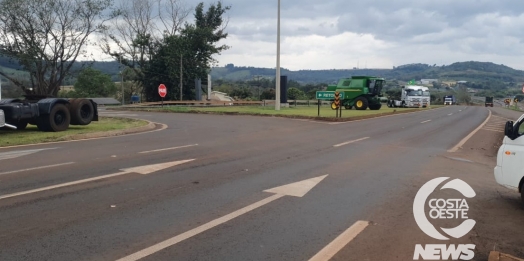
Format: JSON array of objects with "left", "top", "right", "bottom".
[{"left": 494, "top": 113, "right": 524, "bottom": 205}]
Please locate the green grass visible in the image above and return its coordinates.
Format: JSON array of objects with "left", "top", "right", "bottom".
[
  {"left": 114, "top": 104, "right": 443, "bottom": 120},
  {"left": 0, "top": 117, "right": 149, "bottom": 147}
]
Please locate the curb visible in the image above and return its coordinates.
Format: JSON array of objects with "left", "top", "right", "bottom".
[
  {"left": 63, "top": 119, "right": 156, "bottom": 140},
  {"left": 107, "top": 106, "right": 444, "bottom": 123},
  {"left": 489, "top": 251, "right": 524, "bottom": 261}
]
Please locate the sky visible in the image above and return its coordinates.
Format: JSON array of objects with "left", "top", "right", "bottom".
[{"left": 90, "top": 0, "right": 524, "bottom": 71}]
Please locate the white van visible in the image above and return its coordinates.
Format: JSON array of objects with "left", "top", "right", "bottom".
[{"left": 494, "top": 114, "right": 524, "bottom": 205}]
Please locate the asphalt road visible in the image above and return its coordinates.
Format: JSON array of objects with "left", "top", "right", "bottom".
[{"left": 0, "top": 105, "right": 522, "bottom": 261}]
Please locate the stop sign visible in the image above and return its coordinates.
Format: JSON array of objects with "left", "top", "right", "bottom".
[{"left": 158, "top": 84, "right": 167, "bottom": 98}]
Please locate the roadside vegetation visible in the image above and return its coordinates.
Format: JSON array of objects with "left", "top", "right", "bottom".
[
  {"left": 113, "top": 105, "right": 442, "bottom": 121},
  {"left": 0, "top": 117, "right": 149, "bottom": 147}
]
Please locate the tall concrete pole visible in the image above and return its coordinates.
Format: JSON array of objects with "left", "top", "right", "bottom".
[
  {"left": 207, "top": 74, "right": 212, "bottom": 100},
  {"left": 275, "top": 0, "right": 281, "bottom": 110}
]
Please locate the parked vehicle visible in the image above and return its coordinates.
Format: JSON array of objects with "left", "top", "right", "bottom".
[
  {"left": 485, "top": 96, "right": 494, "bottom": 107},
  {"left": 0, "top": 95, "right": 98, "bottom": 132},
  {"left": 325, "top": 76, "right": 385, "bottom": 110},
  {"left": 494, "top": 114, "right": 524, "bottom": 205},
  {"left": 387, "top": 85, "right": 430, "bottom": 108}
]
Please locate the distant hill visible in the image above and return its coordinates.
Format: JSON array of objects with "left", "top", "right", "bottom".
[
  {"left": 210, "top": 62, "right": 524, "bottom": 85},
  {"left": 0, "top": 56, "right": 522, "bottom": 86}
]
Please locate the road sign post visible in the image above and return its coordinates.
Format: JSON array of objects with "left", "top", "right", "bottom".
[
  {"left": 316, "top": 91, "right": 345, "bottom": 118},
  {"left": 158, "top": 84, "right": 167, "bottom": 107}
]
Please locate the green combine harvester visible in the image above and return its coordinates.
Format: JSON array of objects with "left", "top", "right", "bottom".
[{"left": 326, "top": 76, "right": 385, "bottom": 110}]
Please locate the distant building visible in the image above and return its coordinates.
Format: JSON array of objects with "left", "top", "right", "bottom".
[{"left": 420, "top": 79, "right": 439, "bottom": 84}]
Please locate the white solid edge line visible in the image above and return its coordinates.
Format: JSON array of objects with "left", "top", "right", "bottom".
[
  {"left": 448, "top": 113, "right": 453, "bottom": 116},
  {"left": 421, "top": 120, "right": 432, "bottom": 123},
  {"left": 0, "top": 171, "right": 131, "bottom": 200},
  {"left": 448, "top": 109, "right": 492, "bottom": 153},
  {"left": 115, "top": 194, "right": 285, "bottom": 261},
  {"left": 139, "top": 144, "right": 199, "bottom": 154},
  {"left": 308, "top": 220, "right": 370, "bottom": 261},
  {"left": 0, "top": 122, "right": 168, "bottom": 150},
  {"left": 333, "top": 137, "right": 370, "bottom": 147},
  {"left": 0, "top": 162, "right": 75, "bottom": 176}
]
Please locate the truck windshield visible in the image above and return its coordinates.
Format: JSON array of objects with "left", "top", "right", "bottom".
[
  {"left": 423, "top": 91, "right": 430, "bottom": 96},
  {"left": 406, "top": 90, "right": 422, "bottom": 96}
]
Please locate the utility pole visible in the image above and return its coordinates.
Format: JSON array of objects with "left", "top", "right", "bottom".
[
  {"left": 275, "top": 0, "right": 281, "bottom": 110},
  {"left": 119, "top": 54, "right": 124, "bottom": 105}
]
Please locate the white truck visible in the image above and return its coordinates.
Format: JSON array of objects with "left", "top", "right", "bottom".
[
  {"left": 494, "top": 114, "right": 524, "bottom": 205},
  {"left": 387, "top": 85, "right": 430, "bottom": 108}
]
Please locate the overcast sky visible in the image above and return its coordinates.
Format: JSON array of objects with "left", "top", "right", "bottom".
[{"left": 92, "top": 0, "right": 524, "bottom": 71}]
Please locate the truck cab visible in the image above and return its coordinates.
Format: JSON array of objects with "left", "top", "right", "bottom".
[
  {"left": 485, "top": 96, "right": 494, "bottom": 107},
  {"left": 494, "top": 114, "right": 524, "bottom": 205}
]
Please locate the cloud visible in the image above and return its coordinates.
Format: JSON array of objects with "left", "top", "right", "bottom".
[{"left": 81, "top": 0, "right": 524, "bottom": 71}]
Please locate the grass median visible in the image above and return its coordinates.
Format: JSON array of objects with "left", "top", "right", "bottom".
[
  {"left": 111, "top": 104, "right": 443, "bottom": 121},
  {"left": 0, "top": 117, "right": 150, "bottom": 147}
]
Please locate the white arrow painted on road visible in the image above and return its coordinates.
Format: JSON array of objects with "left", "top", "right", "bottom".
[
  {"left": 0, "top": 148, "right": 58, "bottom": 161},
  {"left": 115, "top": 174, "right": 329, "bottom": 261},
  {"left": 0, "top": 159, "right": 195, "bottom": 200}
]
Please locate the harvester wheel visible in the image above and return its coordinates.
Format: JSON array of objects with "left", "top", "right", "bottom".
[
  {"left": 354, "top": 97, "right": 369, "bottom": 110},
  {"left": 345, "top": 105, "right": 353, "bottom": 110},
  {"left": 331, "top": 102, "right": 338, "bottom": 110}
]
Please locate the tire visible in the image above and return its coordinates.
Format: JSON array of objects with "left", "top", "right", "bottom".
[
  {"left": 345, "top": 105, "right": 353, "bottom": 110},
  {"left": 70, "top": 99, "right": 94, "bottom": 125},
  {"left": 369, "top": 103, "right": 382, "bottom": 110},
  {"left": 354, "top": 97, "right": 369, "bottom": 110},
  {"left": 331, "top": 102, "right": 338, "bottom": 110},
  {"left": 521, "top": 183, "right": 524, "bottom": 207},
  {"left": 37, "top": 103, "right": 70, "bottom": 132}
]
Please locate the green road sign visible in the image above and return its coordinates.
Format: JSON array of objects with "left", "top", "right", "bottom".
[{"left": 316, "top": 91, "right": 345, "bottom": 100}]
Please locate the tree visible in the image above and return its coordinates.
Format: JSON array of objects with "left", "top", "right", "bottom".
[
  {"left": 100, "top": 0, "right": 191, "bottom": 81},
  {"left": 287, "top": 87, "right": 304, "bottom": 100},
  {"left": 0, "top": 0, "right": 117, "bottom": 96},
  {"left": 74, "top": 67, "right": 117, "bottom": 97},
  {"left": 141, "top": 1, "right": 231, "bottom": 101}
]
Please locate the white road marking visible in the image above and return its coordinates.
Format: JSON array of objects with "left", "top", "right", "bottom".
[
  {"left": 448, "top": 113, "right": 453, "bottom": 116},
  {"left": 0, "top": 148, "right": 58, "bottom": 160},
  {"left": 333, "top": 137, "right": 369, "bottom": 147},
  {"left": 0, "top": 159, "right": 194, "bottom": 200},
  {"left": 308, "top": 220, "right": 370, "bottom": 261},
  {"left": 448, "top": 110, "right": 492, "bottom": 153},
  {"left": 139, "top": 144, "right": 199, "bottom": 154},
  {"left": 421, "top": 120, "right": 432, "bottom": 123},
  {"left": 482, "top": 128, "right": 503, "bottom": 132},
  {"left": 0, "top": 162, "right": 75, "bottom": 176},
  {"left": 115, "top": 175, "right": 329, "bottom": 261}
]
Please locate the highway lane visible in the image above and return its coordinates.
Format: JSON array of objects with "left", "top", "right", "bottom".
[{"left": 0, "top": 105, "right": 489, "bottom": 261}]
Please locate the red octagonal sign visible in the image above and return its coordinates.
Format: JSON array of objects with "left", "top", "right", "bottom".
[{"left": 158, "top": 84, "right": 167, "bottom": 98}]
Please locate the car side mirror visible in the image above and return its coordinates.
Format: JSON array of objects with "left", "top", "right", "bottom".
[{"left": 505, "top": 121, "right": 516, "bottom": 140}]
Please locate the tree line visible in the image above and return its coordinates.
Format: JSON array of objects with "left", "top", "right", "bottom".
[{"left": 0, "top": 0, "right": 230, "bottom": 102}]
